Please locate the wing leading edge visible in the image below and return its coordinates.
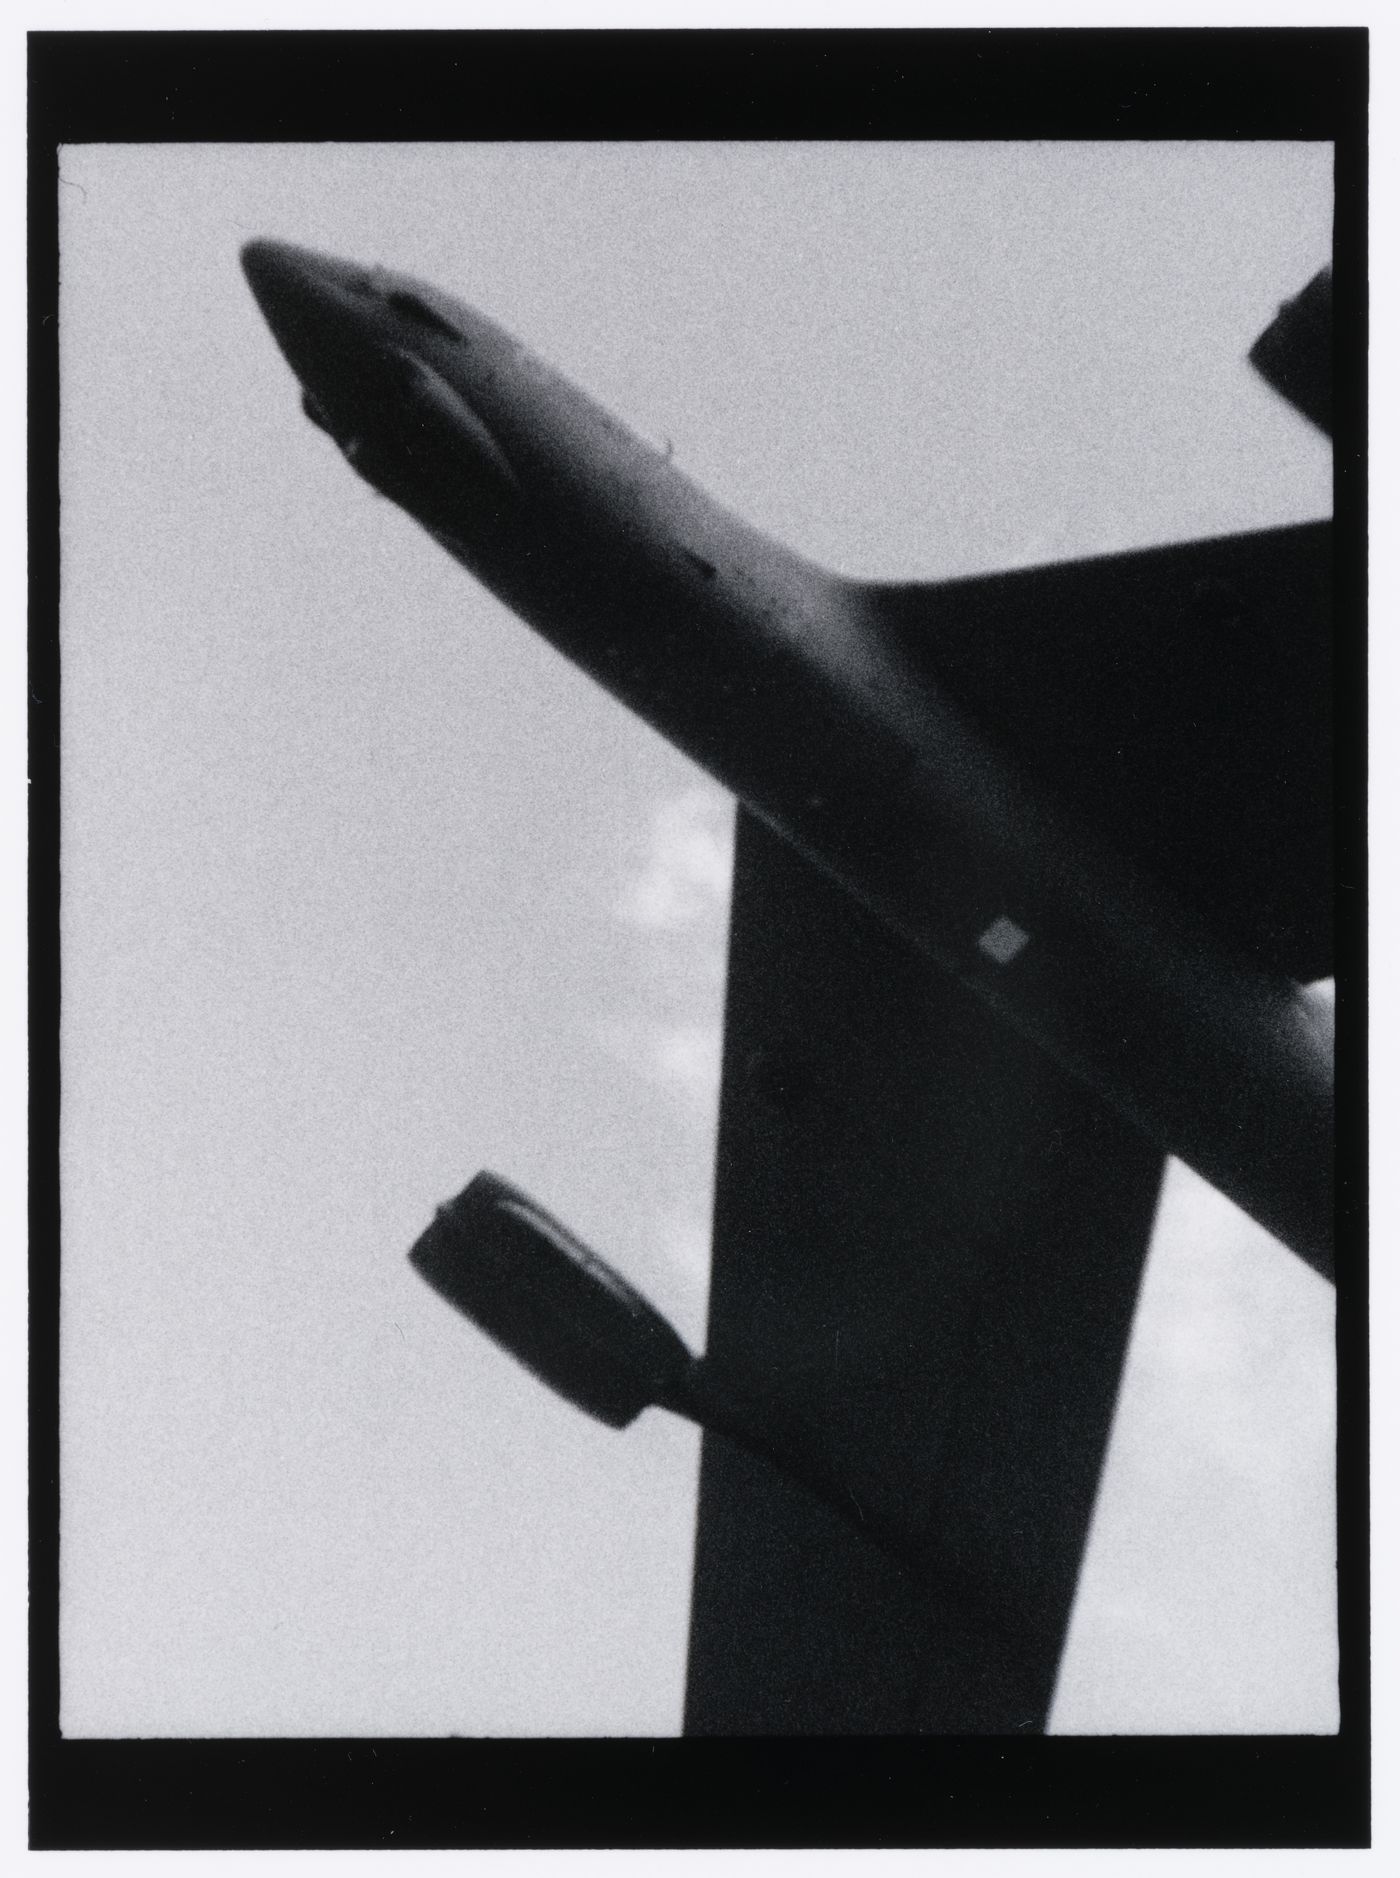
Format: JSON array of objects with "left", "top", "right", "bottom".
[{"left": 684, "top": 812, "right": 1166, "bottom": 1734}]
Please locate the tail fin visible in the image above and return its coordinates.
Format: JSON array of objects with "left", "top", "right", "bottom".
[{"left": 1249, "top": 266, "right": 1332, "bottom": 436}]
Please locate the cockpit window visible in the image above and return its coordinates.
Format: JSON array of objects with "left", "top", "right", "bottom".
[{"left": 386, "top": 290, "right": 463, "bottom": 341}]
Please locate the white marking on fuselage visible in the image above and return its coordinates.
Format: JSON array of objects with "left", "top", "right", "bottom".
[{"left": 977, "top": 915, "right": 1031, "bottom": 966}]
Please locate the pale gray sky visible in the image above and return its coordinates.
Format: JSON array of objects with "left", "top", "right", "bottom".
[{"left": 59, "top": 141, "right": 1334, "bottom": 1736}]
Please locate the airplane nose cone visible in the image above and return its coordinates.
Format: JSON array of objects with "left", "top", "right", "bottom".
[
  {"left": 241, "top": 237, "right": 390, "bottom": 410},
  {"left": 241, "top": 238, "right": 370, "bottom": 328},
  {"left": 242, "top": 239, "right": 329, "bottom": 360},
  {"left": 239, "top": 236, "right": 291, "bottom": 290},
  {"left": 240, "top": 238, "right": 306, "bottom": 318}
]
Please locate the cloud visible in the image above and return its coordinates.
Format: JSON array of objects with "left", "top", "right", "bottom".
[
  {"left": 598, "top": 784, "right": 732, "bottom": 1112},
  {"left": 649, "top": 1019, "right": 724, "bottom": 1108},
  {"left": 598, "top": 1015, "right": 724, "bottom": 1115},
  {"left": 646, "top": 1201, "right": 714, "bottom": 1349},
  {"left": 593, "top": 781, "right": 730, "bottom": 1344},
  {"left": 615, "top": 787, "right": 733, "bottom": 932}
]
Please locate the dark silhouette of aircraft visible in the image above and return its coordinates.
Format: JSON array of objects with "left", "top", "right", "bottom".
[{"left": 244, "top": 241, "right": 1334, "bottom": 1734}]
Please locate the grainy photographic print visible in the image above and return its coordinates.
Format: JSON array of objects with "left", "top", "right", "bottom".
[
  {"left": 34, "top": 26, "right": 1364, "bottom": 1855},
  {"left": 58, "top": 132, "right": 1335, "bottom": 1725}
]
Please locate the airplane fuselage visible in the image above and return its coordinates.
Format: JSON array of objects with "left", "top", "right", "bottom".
[{"left": 243, "top": 242, "right": 1334, "bottom": 1276}]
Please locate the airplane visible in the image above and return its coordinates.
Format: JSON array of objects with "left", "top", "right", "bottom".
[{"left": 242, "top": 241, "right": 1335, "bottom": 1734}]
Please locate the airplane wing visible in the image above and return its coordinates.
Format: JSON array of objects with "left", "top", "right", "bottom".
[{"left": 685, "top": 809, "right": 1166, "bottom": 1734}]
